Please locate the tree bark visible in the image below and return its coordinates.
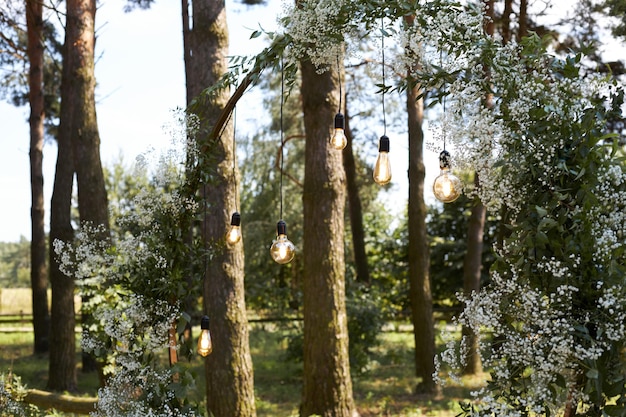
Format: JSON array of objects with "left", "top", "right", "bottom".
[
  {"left": 518, "top": 0, "right": 528, "bottom": 41},
  {"left": 183, "top": 1, "right": 256, "bottom": 416},
  {"left": 64, "top": 0, "right": 110, "bottom": 374},
  {"left": 461, "top": 174, "right": 485, "bottom": 375},
  {"left": 26, "top": 0, "right": 49, "bottom": 355},
  {"left": 406, "top": 75, "right": 440, "bottom": 395},
  {"left": 343, "top": 104, "right": 370, "bottom": 285},
  {"left": 300, "top": 60, "right": 356, "bottom": 417},
  {"left": 47, "top": 39, "right": 77, "bottom": 394},
  {"left": 48, "top": 0, "right": 106, "bottom": 391},
  {"left": 502, "top": 0, "right": 514, "bottom": 44}
]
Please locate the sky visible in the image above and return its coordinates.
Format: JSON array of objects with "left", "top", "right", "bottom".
[
  {"left": 0, "top": 0, "right": 295, "bottom": 242},
  {"left": 1, "top": 0, "right": 623, "bottom": 243}
]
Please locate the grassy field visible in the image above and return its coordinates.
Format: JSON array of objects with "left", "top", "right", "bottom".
[{"left": 0, "top": 289, "right": 484, "bottom": 416}]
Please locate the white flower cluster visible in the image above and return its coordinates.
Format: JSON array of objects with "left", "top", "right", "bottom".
[
  {"left": 398, "top": 2, "right": 485, "bottom": 77},
  {"left": 0, "top": 374, "right": 31, "bottom": 417},
  {"left": 50, "top": 118, "right": 202, "bottom": 416},
  {"left": 281, "top": 0, "right": 352, "bottom": 70},
  {"left": 89, "top": 294, "right": 177, "bottom": 357},
  {"left": 93, "top": 364, "right": 199, "bottom": 417},
  {"left": 589, "top": 162, "right": 626, "bottom": 265},
  {"left": 429, "top": 19, "right": 625, "bottom": 414},
  {"left": 448, "top": 271, "right": 586, "bottom": 414}
]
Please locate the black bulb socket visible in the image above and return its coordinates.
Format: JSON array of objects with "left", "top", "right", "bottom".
[
  {"left": 378, "top": 135, "right": 390, "bottom": 152},
  {"left": 334, "top": 113, "right": 345, "bottom": 129},
  {"left": 200, "top": 315, "right": 210, "bottom": 330},
  {"left": 439, "top": 150, "right": 452, "bottom": 169},
  {"left": 277, "top": 220, "right": 287, "bottom": 236},
  {"left": 230, "top": 212, "right": 241, "bottom": 226}
]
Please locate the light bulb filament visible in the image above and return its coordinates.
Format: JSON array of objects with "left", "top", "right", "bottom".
[
  {"left": 197, "top": 316, "right": 213, "bottom": 357},
  {"left": 433, "top": 169, "right": 462, "bottom": 203},
  {"left": 226, "top": 226, "right": 241, "bottom": 244}
]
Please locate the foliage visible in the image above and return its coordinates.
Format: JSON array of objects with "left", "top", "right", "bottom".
[
  {"left": 54, "top": 115, "right": 207, "bottom": 417},
  {"left": 422, "top": 5, "right": 626, "bottom": 416},
  {"left": 0, "top": 238, "right": 31, "bottom": 287},
  {"left": 0, "top": 0, "right": 63, "bottom": 139},
  {"left": 427, "top": 186, "right": 497, "bottom": 308},
  {"left": 0, "top": 373, "right": 40, "bottom": 417}
]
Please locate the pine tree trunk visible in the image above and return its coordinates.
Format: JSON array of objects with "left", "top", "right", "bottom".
[
  {"left": 63, "top": 0, "right": 109, "bottom": 374},
  {"left": 26, "top": 0, "right": 49, "bottom": 355},
  {"left": 300, "top": 59, "right": 357, "bottom": 417},
  {"left": 183, "top": 1, "right": 256, "bottom": 416},
  {"left": 407, "top": 74, "right": 440, "bottom": 395},
  {"left": 48, "top": 0, "right": 105, "bottom": 391},
  {"left": 343, "top": 105, "right": 370, "bottom": 285},
  {"left": 461, "top": 174, "right": 485, "bottom": 375}
]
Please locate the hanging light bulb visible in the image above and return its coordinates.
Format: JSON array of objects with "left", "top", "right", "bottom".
[
  {"left": 225, "top": 212, "right": 242, "bottom": 245},
  {"left": 433, "top": 150, "right": 462, "bottom": 203},
  {"left": 330, "top": 113, "right": 347, "bottom": 150},
  {"left": 197, "top": 315, "right": 213, "bottom": 357},
  {"left": 373, "top": 135, "right": 392, "bottom": 185},
  {"left": 270, "top": 220, "right": 295, "bottom": 264}
]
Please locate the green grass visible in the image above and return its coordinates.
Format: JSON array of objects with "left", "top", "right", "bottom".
[
  {"left": 0, "top": 308, "right": 483, "bottom": 416},
  {"left": 0, "top": 332, "right": 100, "bottom": 395}
]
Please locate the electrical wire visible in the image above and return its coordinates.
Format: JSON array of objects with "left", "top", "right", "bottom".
[
  {"left": 232, "top": 106, "right": 238, "bottom": 212},
  {"left": 279, "top": 56, "right": 285, "bottom": 220},
  {"left": 381, "top": 17, "right": 387, "bottom": 137}
]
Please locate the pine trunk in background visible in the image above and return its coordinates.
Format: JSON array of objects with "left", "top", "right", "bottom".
[
  {"left": 300, "top": 60, "right": 356, "bottom": 417},
  {"left": 47, "top": 0, "right": 79, "bottom": 390},
  {"left": 64, "top": 0, "right": 110, "bottom": 374},
  {"left": 342, "top": 104, "right": 370, "bottom": 285},
  {"left": 182, "top": 1, "right": 256, "bottom": 416},
  {"left": 26, "top": 0, "right": 49, "bottom": 355},
  {"left": 461, "top": 174, "right": 485, "bottom": 375},
  {"left": 406, "top": 73, "right": 440, "bottom": 394}
]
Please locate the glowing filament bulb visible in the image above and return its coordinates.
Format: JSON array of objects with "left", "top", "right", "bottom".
[
  {"left": 197, "top": 316, "right": 213, "bottom": 357},
  {"left": 373, "top": 135, "right": 392, "bottom": 185},
  {"left": 433, "top": 150, "right": 462, "bottom": 203},
  {"left": 330, "top": 113, "right": 347, "bottom": 150},
  {"left": 226, "top": 212, "right": 242, "bottom": 245},
  {"left": 270, "top": 220, "right": 296, "bottom": 264}
]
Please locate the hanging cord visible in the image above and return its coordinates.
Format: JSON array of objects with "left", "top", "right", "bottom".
[
  {"left": 279, "top": 56, "right": 285, "bottom": 220},
  {"left": 337, "top": 54, "right": 342, "bottom": 113},
  {"left": 440, "top": 49, "right": 447, "bottom": 151},
  {"left": 232, "top": 106, "right": 239, "bottom": 212},
  {"left": 381, "top": 17, "right": 387, "bottom": 137},
  {"left": 442, "top": 94, "right": 447, "bottom": 151}
]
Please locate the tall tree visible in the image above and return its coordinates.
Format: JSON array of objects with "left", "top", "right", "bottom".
[
  {"left": 48, "top": 0, "right": 104, "bottom": 390},
  {"left": 182, "top": 1, "right": 256, "bottom": 415},
  {"left": 405, "top": 14, "right": 439, "bottom": 394},
  {"left": 69, "top": 0, "right": 110, "bottom": 374},
  {"left": 26, "top": 0, "right": 49, "bottom": 355},
  {"left": 300, "top": 59, "right": 356, "bottom": 416}
]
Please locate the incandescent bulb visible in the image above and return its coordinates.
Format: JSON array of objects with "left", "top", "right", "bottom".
[
  {"left": 197, "top": 316, "right": 213, "bottom": 357},
  {"left": 270, "top": 220, "right": 296, "bottom": 264},
  {"left": 373, "top": 135, "right": 392, "bottom": 185},
  {"left": 226, "top": 212, "right": 242, "bottom": 245},
  {"left": 330, "top": 113, "right": 347, "bottom": 150},
  {"left": 433, "top": 150, "right": 462, "bottom": 203}
]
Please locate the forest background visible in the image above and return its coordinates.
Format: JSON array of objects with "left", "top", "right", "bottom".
[{"left": 1, "top": 0, "right": 624, "bottom": 414}]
